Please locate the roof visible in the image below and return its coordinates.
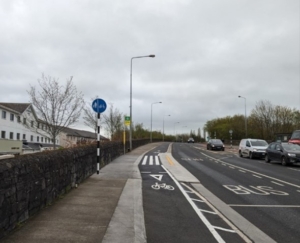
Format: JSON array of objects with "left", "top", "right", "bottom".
[
  {"left": 61, "top": 127, "right": 109, "bottom": 140},
  {"left": 0, "top": 102, "right": 31, "bottom": 114}
]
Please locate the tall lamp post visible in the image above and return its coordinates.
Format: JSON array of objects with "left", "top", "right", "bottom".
[
  {"left": 163, "top": 114, "right": 171, "bottom": 141},
  {"left": 238, "top": 95, "right": 247, "bottom": 138},
  {"left": 150, "top": 101, "right": 162, "bottom": 142},
  {"left": 129, "top": 54, "right": 155, "bottom": 151}
]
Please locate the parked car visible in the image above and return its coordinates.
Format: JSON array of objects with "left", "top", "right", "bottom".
[
  {"left": 187, "top": 138, "right": 194, "bottom": 143},
  {"left": 239, "top": 138, "right": 268, "bottom": 159},
  {"left": 288, "top": 130, "right": 300, "bottom": 145},
  {"left": 207, "top": 139, "right": 225, "bottom": 151},
  {"left": 265, "top": 142, "right": 300, "bottom": 166}
]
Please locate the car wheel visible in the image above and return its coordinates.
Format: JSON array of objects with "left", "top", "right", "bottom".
[
  {"left": 239, "top": 150, "right": 243, "bottom": 157},
  {"left": 265, "top": 155, "right": 270, "bottom": 163},
  {"left": 249, "top": 152, "right": 253, "bottom": 159},
  {"left": 281, "top": 156, "right": 288, "bottom": 166}
]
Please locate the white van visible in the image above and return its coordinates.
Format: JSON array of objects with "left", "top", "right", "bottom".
[{"left": 239, "top": 138, "right": 268, "bottom": 159}]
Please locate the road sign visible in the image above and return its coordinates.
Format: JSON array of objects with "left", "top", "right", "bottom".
[
  {"left": 92, "top": 98, "right": 107, "bottom": 113},
  {"left": 124, "top": 116, "right": 130, "bottom": 126}
]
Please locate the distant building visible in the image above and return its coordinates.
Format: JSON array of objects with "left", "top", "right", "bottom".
[{"left": 59, "top": 127, "right": 109, "bottom": 147}]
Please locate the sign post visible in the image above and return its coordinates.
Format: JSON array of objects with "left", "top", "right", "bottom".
[
  {"left": 124, "top": 116, "right": 130, "bottom": 154},
  {"left": 92, "top": 98, "right": 107, "bottom": 174},
  {"left": 229, "top": 129, "right": 233, "bottom": 149}
]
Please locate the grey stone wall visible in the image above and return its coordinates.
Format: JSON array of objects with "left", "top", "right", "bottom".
[{"left": 0, "top": 144, "right": 96, "bottom": 239}]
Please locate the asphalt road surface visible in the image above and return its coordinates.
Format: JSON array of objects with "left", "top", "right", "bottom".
[
  {"left": 171, "top": 142, "right": 300, "bottom": 243},
  {"left": 139, "top": 143, "right": 249, "bottom": 243}
]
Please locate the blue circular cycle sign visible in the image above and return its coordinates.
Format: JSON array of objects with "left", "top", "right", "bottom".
[{"left": 92, "top": 98, "right": 107, "bottom": 113}]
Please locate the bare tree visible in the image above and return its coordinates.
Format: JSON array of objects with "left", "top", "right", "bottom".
[
  {"left": 82, "top": 96, "right": 99, "bottom": 133},
  {"left": 103, "top": 104, "right": 123, "bottom": 140},
  {"left": 27, "top": 74, "right": 84, "bottom": 148}
]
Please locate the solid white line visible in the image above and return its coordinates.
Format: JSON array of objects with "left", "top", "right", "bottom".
[
  {"left": 198, "top": 209, "right": 217, "bottom": 215},
  {"left": 252, "top": 174, "right": 262, "bottom": 179},
  {"left": 191, "top": 198, "right": 204, "bottom": 203},
  {"left": 271, "top": 181, "right": 284, "bottom": 186},
  {"left": 142, "top": 156, "right": 148, "bottom": 165},
  {"left": 213, "top": 226, "right": 236, "bottom": 233},
  {"left": 161, "top": 165, "right": 226, "bottom": 243},
  {"left": 201, "top": 152, "right": 300, "bottom": 189},
  {"left": 155, "top": 156, "right": 160, "bottom": 165},
  {"left": 229, "top": 204, "right": 300, "bottom": 207},
  {"left": 149, "top": 156, "right": 153, "bottom": 165}
]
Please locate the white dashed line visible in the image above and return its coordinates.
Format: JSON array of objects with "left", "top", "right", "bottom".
[{"left": 271, "top": 181, "right": 284, "bottom": 186}]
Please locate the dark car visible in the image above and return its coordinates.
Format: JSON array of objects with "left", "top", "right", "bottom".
[
  {"left": 187, "top": 138, "right": 194, "bottom": 143},
  {"left": 207, "top": 139, "right": 225, "bottom": 151},
  {"left": 265, "top": 142, "right": 300, "bottom": 166}
]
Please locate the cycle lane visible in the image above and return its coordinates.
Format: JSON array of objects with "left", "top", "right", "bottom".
[{"left": 139, "top": 143, "right": 248, "bottom": 243}]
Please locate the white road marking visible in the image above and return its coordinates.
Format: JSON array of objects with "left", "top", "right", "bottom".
[
  {"left": 141, "top": 171, "right": 151, "bottom": 173},
  {"left": 229, "top": 166, "right": 235, "bottom": 169},
  {"left": 239, "top": 170, "right": 246, "bottom": 173},
  {"left": 150, "top": 174, "right": 163, "bottom": 181},
  {"left": 161, "top": 165, "right": 250, "bottom": 243},
  {"left": 252, "top": 174, "right": 262, "bottom": 179},
  {"left": 271, "top": 181, "right": 284, "bottom": 186},
  {"left": 201, "top": 152, "right": 300, "bottom": 189},
  {"left": 229, "top": 204, "right": 300, "bottom": 208},
  {"left": 155, "top": 156, "right": 160, "bottom": 165},
  {"left": 149, "top": 156, "right": 153, "bottom": 165},
  {"left": 142, "top": 156, "right": 148, "bottom": 165}
]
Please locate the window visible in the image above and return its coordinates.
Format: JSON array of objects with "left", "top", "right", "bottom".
[
  {"left": 41, "top": 137, "right": 44, "bottom": 142},
  {"left": 9, "top": 132, "right": 13, "bottom": 139},
  {"left": 23, "top": 134, "right": 26, "bottom": 140},
  {"left": 17, "top": 133, "right": 20, "bottom": 140},
  {"left": 41, "top": 124, "right": 44, "bottom": 130},
  {"left": 10, "top": 113, "right": 14, "bottom": 121},
  {"left": 31, "top": 121, "right": 34, "bottom": 127},
  {"left": 1, "top": 131, "right": 5, "bottom": 139},
  {"left": 17, "top": 116, "right": 21, "bottom": 123},
  {"left": 31, "top": 135, "right": 33, "bottom": 142},
  {"left": 2, "top": 111, "right": 6, "bottom": 119},
  {"left": 37, "top": 122, "right": 40, "bottom": 129},
  {"left": 23, "top": 118, "right": 26, "bottom": 124},
  {"left": 37, "top": 136, "right": 39, "bottom": 142}
]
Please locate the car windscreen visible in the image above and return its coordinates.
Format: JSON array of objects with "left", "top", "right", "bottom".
[
  {"left": 291, "top": 131, "right": 300, "bottom": 139},
  {"left": 282, "top": 143, "right": 300, "bottom": 151},
  {"left": 212, "top": 139, "right": 223, "bottom": 144},
  {"left": 251, "top": 140, "right": 268, "bottom": 146}
]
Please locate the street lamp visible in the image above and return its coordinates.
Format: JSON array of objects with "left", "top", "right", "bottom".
[
  {"left": 238, "top": 95, "right": 247, "bottom": 137},
  {"left": 174, "top": 122, "right": 180, "bottom": 138},
  {"left": 163, "top": 114, "right": 171, "bottom": 141},
  {"left": 129, "top": 54, "right": 155, "bottom": 151},
  {"left": 150, "top": 101, "right": 162, "bottom": 142}
]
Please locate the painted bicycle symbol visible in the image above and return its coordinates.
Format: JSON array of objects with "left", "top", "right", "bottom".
[{"left": 151, "top": 182, "right": 175, "bottom": 191}]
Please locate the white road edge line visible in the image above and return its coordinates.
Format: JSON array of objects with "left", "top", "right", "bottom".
[
  {"left": 161, "top": 165, "right": 238, "bottom": 243},
  {"left": 201, "top": 152, "right": 300, "bottom": 189},
  {"left": 180, "top": 182, "right": 253, "bottom": 243}
]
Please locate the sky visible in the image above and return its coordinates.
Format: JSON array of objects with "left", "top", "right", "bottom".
[{"left": 1, "top": 0, "right": 299, "bottom": 137}]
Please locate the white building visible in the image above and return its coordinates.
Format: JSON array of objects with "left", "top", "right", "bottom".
[
  {"left": 0, "top": 102, "right": 57, "bottom": 149},
  {"left": 0, "top": 102, "right": 108, "bottom": 152}
]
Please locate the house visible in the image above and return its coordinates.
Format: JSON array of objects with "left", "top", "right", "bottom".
[
  {"left": 0, "top": 102, "right": 108, "bottom": 153},
  {"left": 59, "top": 127, "right": 109, "bottom": 147}
]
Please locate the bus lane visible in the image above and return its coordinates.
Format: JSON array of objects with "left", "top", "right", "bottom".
[{"left": 171, "top": 143, "right": 300, "bottom": 243}]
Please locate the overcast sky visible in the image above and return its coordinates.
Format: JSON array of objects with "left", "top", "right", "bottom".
[{"left": 1, "top": 0, "right": 299, "bottom": 137}]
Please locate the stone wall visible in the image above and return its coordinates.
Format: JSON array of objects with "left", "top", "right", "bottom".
[
  {"left": 0, "top": 139, "right": 150, "bottom": 239},
  {"left": 0, "top": 144, "right": 96, "bottom": 238}
]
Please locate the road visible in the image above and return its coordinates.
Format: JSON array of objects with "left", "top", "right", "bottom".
[
  {"left": 139, "top": 142, "right": 300, "bottom": 243},
  {"left": 139, "top": 143, "right": 249, "bottom": 243}
]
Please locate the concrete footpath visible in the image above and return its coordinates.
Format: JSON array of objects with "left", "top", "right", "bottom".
[{"left": 2, "top": 143, "right": 160, "bottom": 243}]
